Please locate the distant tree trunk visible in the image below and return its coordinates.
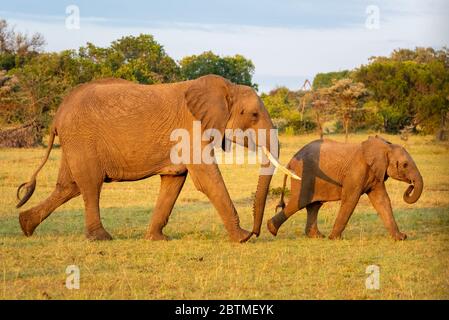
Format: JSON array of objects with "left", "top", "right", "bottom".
[
  {"left": 0, "top": 121, "right": 43, "bottom": 147},
  {"left": 316, "top": 112, "right": 324, "bottom": 139},
  {"left": 436, "top": 111, "right": 448, "bottom": 141},
  {"left": 344, "top": 117, "right": 350, "bottom": 143}
]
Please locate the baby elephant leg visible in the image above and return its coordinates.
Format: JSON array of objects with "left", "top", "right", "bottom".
[
  {"left": 305, "top": 202, "right": 324, "bottom": 238},
  {"left": 267, "top": 202, "right": 298, "bottom": 236},
  {"left": 329, "top": 193, "right": 360, "bottom": 240}
]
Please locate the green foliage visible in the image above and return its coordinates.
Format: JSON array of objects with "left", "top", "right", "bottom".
[
  {"left": 0, "top": 19, "right": 259, "bottom": 140},
  {"left": 1, "top": 51, "right": 87, "bottom": 128},
  {"left": 309, "top": 47, "right": 449, "bottom": 137},
  {"left": 179, "top": 51, "right": 257, "bottom": 89},
  {"left": 353, "top": 47, "right": 449, "bottom": 135},
  {"left": 0, "top": 53, "right": 15, "bottom": 70},
  {"left": 77, "top": 34, "right": 181, "bottom": 84},
  {"left": 261, "top": 87, "right": 316, "bottom": 134},
  {"left": 1, "top": 16, "right": 448, "bottom": 140},
  {"left": 0, "top": 19, "right": 45, "bottom": 71},
  {"left": 324, "top": 79, "right": 368, "bottom": 139},
  {"left": 312, "top": 70, "right": 350, "bottom": 89}
]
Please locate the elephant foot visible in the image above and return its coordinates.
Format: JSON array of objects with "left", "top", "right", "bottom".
[
  {"left": 19, "top": 211, "right": 39, "bottom": 237},
  {"left": 393, "top": 232, "right": 407, "bottom": 241},
  {"left": 267, "top": 219, "right": 278, "bottom": 236},
  {"left": 86, "top": 227, "right": 112, "bottom": 241},
  {"left": 145, "top": 232, "right": 170, "bottom": 241},
  {"left": 229, "top": 228, "right": 252, "bottom": 243},
  {"left": 328, "top": 233, "right": 342, "bottom": 240},
  {"left": 306, "top": 230, "right": 325, "bottom": 239}
]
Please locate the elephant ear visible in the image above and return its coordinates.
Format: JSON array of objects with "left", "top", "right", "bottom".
[
  {"left": 185, "top": 75, "right": 233, "bottom": 133},
  {"left": 362, "top": 136, "right": 389, "bottom": 182}
]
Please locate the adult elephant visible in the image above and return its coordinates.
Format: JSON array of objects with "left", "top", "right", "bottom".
[{"left": 16, "top": 75, "right": 293, "bottom": 242}]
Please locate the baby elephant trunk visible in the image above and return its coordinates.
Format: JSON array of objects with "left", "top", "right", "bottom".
[{"left": 403, "top": 169, "right": 423, "bottom": 204}]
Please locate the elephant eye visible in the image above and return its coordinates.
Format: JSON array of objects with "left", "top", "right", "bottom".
[{"left": 403, "top": 162, "right": 408, "bottom": 168}]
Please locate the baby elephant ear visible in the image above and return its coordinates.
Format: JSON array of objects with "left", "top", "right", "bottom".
[
  {"left": 185, "top": 75, "right": 233, "bottom": 133},
  {"left": 362, "top": 136, "right": 389, "bottom": 182}
]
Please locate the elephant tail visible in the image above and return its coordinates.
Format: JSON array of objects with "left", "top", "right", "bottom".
[
  {"left": 275, "top": 174, "right": 288, "bottom": 213},
  {"left": 16, "top": 127, "right": 56, "bottom": 208}
]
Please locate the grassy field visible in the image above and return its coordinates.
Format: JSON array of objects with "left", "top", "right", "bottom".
[{"left": 1, "top": 134, "right": 448, "bottom": 300}]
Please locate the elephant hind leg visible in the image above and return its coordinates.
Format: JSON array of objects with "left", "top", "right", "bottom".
[
  {"left": 305, "top": 202, "right": 324, "bottom": 238},
  {"left": 64, "top": 147, "right": 111, "bottom": 241},
  {"left": 267, "top": 199, "right": 299, "bottom": 236},
  {"left": 19, "top": 155, "right": 80, "bottom": 236},
  {"left": 145, "top": 174, "right": 187, "bottom": 241}
]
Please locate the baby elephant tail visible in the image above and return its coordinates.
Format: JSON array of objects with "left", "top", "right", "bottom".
[{"left": 275, "top": 174, "right": 288, "bottom": 213}]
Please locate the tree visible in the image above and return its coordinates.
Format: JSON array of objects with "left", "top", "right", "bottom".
[
  {"left": 312, "top": 70, "right": 350, "bottom": 89},
  {"left": 298, "top": 79, "right": 312, "bottom": 121},
  {"left": 180, "top": 51, "right": 257, "bottom": 89},
  {"left": 325, "top": 79, "right": 368, "bottom": 142},
  {"left": 78, "top": 34, "right": 181, "bottom": 84},
  {"left": 3, "top": 52, "right": 80, "bottom": 127},
  {"left": 354, "top": 47, "right": 449, "bottom": 138},
  {"left": 261, "top": 87, "right": 316, "bottom": 134},
  {"left": 300, "top": 86, "right": 332, "bottom": 139},
  {"left": 1, "top": 32, "right": 184, "bottom": 141},
  {"left": 0, "top": 19, "right": 45, "bottom": 70}
]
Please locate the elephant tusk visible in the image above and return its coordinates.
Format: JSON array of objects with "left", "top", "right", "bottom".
[{"left": 261, "top": 146, "right": 301, "bottom": 180}]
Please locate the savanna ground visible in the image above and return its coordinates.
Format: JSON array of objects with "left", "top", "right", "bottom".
[{"left": 0, "top": 134, "right": 448, "bottom": 300}]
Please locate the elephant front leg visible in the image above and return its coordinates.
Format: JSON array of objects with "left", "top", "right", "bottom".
[
  {"left": 187, "top": 163, "right": 252, "bottom": 243},
  {"left": 368, "top": 184, "right": 406, "bottom": 240},
  {"left": 145, "top": 174, "right": 187, "bottom": 241},
  {"left": 328, "top": 191, "right": 361, "bottom": 240}
]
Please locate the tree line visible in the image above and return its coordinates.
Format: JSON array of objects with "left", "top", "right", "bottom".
[
  {"left": 262, "top": 47, "right": 449, "bottom": 141},
  {"left": 0, "top": 19, "right": 256, "bottom": 146},
  {"left": 0, "top": 18, "right": 448, "bottom": 146}
]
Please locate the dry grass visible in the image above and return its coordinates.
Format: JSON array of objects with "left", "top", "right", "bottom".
[{"left": 0, "top": 134, "right": 448, "bottom": 299}]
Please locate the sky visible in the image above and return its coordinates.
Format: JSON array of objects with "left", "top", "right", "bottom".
[{"left": 1, "top": 0, "right": 448, "bottom": 92}]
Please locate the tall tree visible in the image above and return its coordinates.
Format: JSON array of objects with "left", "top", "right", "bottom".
[
  {"left": 325, "top": 79, "right": 368, "bottom": 142},
  {"left": 301, "top": 87, "right": 331, "bottom": 139},
  {"left": 180, "top": 51, "right": 257, "bottom": 89},
  {"left": 78, "top": 34, "right": 181, "bottom": 84},
  {"left": 0, "top": 19, "right": 45, "bottom": 70},
  {"left": 354, "top": 47, "right": 449, "bottom": 138},
  {"left": 312, "top": 70, "right": 350, "bottom": 89}
]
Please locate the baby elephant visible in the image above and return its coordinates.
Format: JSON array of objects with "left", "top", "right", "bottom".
[{"left": 267, "top": 136, "right": 423, "bottom": 240}]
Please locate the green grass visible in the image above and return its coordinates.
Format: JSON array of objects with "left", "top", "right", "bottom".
[{"left": 1, "top": 134, "right": 448, "bottom": 299}]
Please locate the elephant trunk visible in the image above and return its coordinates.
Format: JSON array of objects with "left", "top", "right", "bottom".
[
  {"left": 252, "top": 170, "right": 273, "bottom": 237},
  {"left": 251, "top": 133, "right": 276, "bottom": 237},
  {"left": 403, "top": 168, "right": 423, "bottom": 204}
]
